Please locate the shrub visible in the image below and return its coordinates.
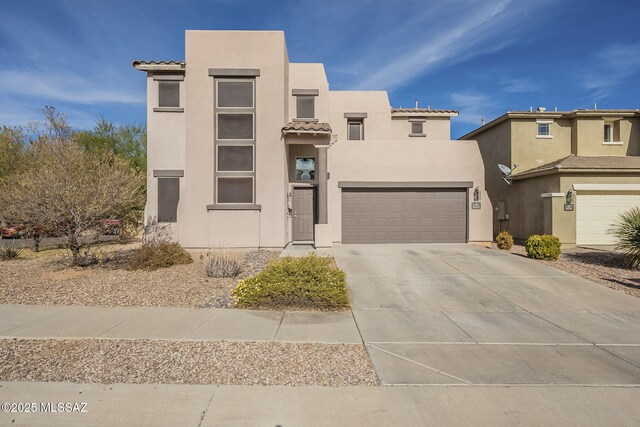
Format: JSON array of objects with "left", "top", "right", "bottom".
[
  {"left": 0, "top": 246, "right": 20, "bottom": 261},
  {"left": 525, "top": 234, "right": 561, "bottom": 260},
  {"left": 232, "top": 254, "right": 350, "bottom": 310},
  {"left": 496, "top": 231, "right": 513, "bottom": 250},
  {"left": 612, "top": 207, "right": 640, "bottom": 269},
  {"left": 126, "top": 242, "right": 193, "bottom": 271},
  {"left": 205, "top": 250, "right": 243, "bottom": 278}
]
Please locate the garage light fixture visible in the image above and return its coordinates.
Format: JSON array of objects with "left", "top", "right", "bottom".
[
  {"left": 566, "top": 189, "right": 573, "bottom": 205},
  {"left": 474, "top": 187, "right": 481, "bottom": 202}
]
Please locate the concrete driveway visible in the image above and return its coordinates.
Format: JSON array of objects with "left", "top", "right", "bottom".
[{"left": 333, "top": 244, "right": 640, "bottom": 385}]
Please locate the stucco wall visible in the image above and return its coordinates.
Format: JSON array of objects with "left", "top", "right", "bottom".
[
  {"left": 288, "top": 63, "right": 329, "bottom": 123},
  {"left": 511, "top": 118, "right": 572, "bottom": 172},
  {"left": 181, "top": 30, "right": 289, "bottom": 248},
  {"left": 327, "top": 139, "right": 493, "bottom": 243},
  {"left": 511, "top": 174, "right": 560, "bottom": 241}
]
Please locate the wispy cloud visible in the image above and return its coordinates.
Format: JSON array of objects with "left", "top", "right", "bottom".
[
  {"left": 450, "top": 92, "right": 497, "bottom": 126},
  {"left": 500, "top": 78, "right": 541, "bottom": 93},
  {"left": 580, "top": 43, "right": 640, "bottom": 99},
  {"left": 0, "top": 70, "right": 144, "bottom": 105},
  {"left": 351, "top": 0, "right": 552, "bottom": 90}
]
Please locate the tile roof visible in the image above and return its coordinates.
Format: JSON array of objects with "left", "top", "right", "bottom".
[
  {"left": 132, "top": 60, "right": 185, "bottom": 71},
  {"left": 514, "top": 155, "right": 640, "bottom": 178},
  {"left": 391, "top": 108, "right": 459, "bottom": 114},
  {"left": 282, "top": 122, "right": 332, "bottom": 134}
]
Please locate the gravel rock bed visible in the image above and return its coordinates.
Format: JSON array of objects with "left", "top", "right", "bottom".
[
  {"left": 0, "top": 244, "right": 280, "bottom": 308},
  {"left": 495, "top": 244, "right": 640, "bottom": 298},
  {"left": 0, "top": 339, "right": 378, "bottom": 386}
]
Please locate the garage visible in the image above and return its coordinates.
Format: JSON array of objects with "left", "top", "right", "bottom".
[
  {"left": 576, "top": 191, "right": 640, "bottom": 245},
  {"left": 341, "top": 185, "right": 468, "bottom": 244}
]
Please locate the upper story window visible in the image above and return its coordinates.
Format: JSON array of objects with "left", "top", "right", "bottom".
[
  {"left": 603, "top": 120, "right": 622, "bottom": 145},
  {"left": 536, "top": 120, "right": 552, "bottom": 138},
  {"left": 347, "top": 120, "right": 364, "bottom": 140},
  {"left": 296, "top": 96, "right": 315, "bottom": 119},
  {"left": 292, "top": 89, "right": 319, "bottom": 121},
  {"left": 153, "top": 74, "right": 184, "bottom": 112},
  {"left": 217, "top": 80, "right": 254, "bottom": 108},
  {"left": 409, "top": 118, "right": 426, "bottom": 137}
]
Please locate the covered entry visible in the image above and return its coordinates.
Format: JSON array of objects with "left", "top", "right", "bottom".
[{"left": 340, "top": 182, "right": 470, "bottom": 244}]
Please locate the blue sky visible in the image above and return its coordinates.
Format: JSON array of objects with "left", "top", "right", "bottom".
[{"left": 1, "top": 0, "right": 639, "bottom": 138}]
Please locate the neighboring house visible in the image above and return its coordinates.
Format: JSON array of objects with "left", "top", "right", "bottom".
[
  {"left": 133, "top": 30, "right": 491, "bottom": 248},
  {"left": 461, "top": 109, "right": 640, "bottom": 246}
]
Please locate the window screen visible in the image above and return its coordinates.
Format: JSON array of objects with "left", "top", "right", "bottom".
[
  {"left": 348, "top": 121, "right": 363, "bottom": 140},
  {"left": 158, "top": 178, "right": 179, "bottom": 222},
  {"left": 217, "top": 114, "right": 253, "bottom": 139},
  {"left": 217, "top": 81, "right": 254, "bottom": 108},
  {"left": 537, "top": 123, "right": 550, "bottom": 136},
  {"left": 159, "top": 81, "right": 180, "bottom": 108},
  {"left": 217, "top": 145, "right": 253, "bottom": 171},
  {"left": 217, "top": 177, "right": 253, "bottom": 204},
  {"left": 411, "top": 122, "right": 423, "bottom": 135},
  {"left": 296, "top": 96, "right": 315, "bottom": 119}
]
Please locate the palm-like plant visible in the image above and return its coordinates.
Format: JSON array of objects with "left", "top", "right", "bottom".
[{"left": 612, "top": 207, "right": 640, "bottom": 269}]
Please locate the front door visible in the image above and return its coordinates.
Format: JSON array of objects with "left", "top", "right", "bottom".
[{"left": 292, "top": 187, "right": 315, "bottom": 241}]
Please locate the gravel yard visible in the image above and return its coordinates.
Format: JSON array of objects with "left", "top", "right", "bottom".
[
  {"left": 498, "top": 244, "right": 640, "bottom": 298},
  {"left": 0, "top": 243, "right": 279, "bottom": 308},
  {"left": 0, "top": 339, "right": 378, "bottom": 386}
]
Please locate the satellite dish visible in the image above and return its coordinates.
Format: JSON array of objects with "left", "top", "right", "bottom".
[{"left": 498, "top": 164, "right": 512, "bottom": 175}]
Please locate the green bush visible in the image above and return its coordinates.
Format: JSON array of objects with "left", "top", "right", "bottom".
[
  {"left": 612, "top": 207, "right": 640, "bottom": 268},
  {"left": 126, "top": 242, "right": 193, "bottom": 271},
  {"left": 496, "top": 231, "right": 513, "bottom": 250},
  {"left": 525, "top": 234, "right": 561, "bottom": 260},
  {"left": 0, "top": 246, "right": 20, "bottom": 261},
  {"left": 232, "top": 254, "right": 350, "bottom": 310}
]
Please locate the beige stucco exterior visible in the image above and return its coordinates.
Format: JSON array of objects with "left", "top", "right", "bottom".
[
  {"left": 462, "top": 110, "right": 640, "bottom": 245},
  {"left": 135, "top": 30, "right": 492, "bottom": 248}
]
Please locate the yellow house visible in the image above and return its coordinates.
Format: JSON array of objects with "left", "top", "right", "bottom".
[{"left": 461, "top": 109, "right": 640, "bottom": 246}]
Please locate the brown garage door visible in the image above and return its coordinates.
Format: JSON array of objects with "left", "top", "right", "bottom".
[{"left": 341, "top": 188, "right": 467, "bottom": 243}]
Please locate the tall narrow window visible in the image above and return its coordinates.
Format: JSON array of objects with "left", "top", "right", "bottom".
[
  {"left": 158, "top": 178, "right": 179, "bottom": 222},
  {"left": 215, "top": 79, "right": 256, "bottom": 204},
  {"left": 158, "top": 81, "right": 180, "bottom": 108},
  {"left": 604, "top": 124, "right": 612, "bottom": 142},
  {"left": 296, "top": 95, "right": 315, "bottom": 119},
  {"left": 347, "top": 120, "right": 364, "bottom": 140}
]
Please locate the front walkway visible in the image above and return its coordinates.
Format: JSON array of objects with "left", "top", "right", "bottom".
[{"left": 0, "top": 305, "right": 360, "bottom": 343}]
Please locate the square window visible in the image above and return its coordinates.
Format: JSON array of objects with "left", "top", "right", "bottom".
[
  {"left": 296, "top": 96, "right": 315, "bottom": 119},
  {"left": 217, "top": 145, "right": 254, "bottom": 172},
  {"left": 158, "top": 178, "right": 179, "bottom": 222},
  {"left": 411, "top": 122, "right": 423, "bottom": 135},
  {"left": 295, "top": 157, "right": 315, "bottom": 181},
  {"left": 217, "top": 114, "right": 254, "bottom": 140},
  {"left": 159, "top": 81, "right": 180, "bottom": 108},
  {"left": 217, "top": 177, "right": 253, "bottom": 204},
  {"left": 348, "top": 121, "right": 363, "bottom": 140},
  {"left": 604, "top": 124, "right": 612, "bottom": 142},
  {"left": 217, "top": 81, "right": 254, "bottom": 108},
  {"left": 537, "top": 123, "right": 550, "bottom": 136}
]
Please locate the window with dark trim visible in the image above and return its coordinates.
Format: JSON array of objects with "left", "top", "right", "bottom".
[
  {"left": 296, "top": 95, "right": 315, "bottom": 119},
  {"left": 214, "top": 78, "right": 256, "bottom": 204},
  {"left": 158, "top": 178, "right": 179, "bottom": 222},
  {"left": 409, "top": 121, "right": 425, "bottom": 136},
  {"left": 347, "top": 120, "right": 364, "bottom": 140},
  {"left": 158, "top": 81, "right": 180, "bottom": 108}
]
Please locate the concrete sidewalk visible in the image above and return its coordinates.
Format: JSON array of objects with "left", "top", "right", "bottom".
[
  {"left": 2, "top": 381, "right": 640, "bottom": 426},
  {"left": 0, "top": 304, "right": 361, "bottom": 343}
]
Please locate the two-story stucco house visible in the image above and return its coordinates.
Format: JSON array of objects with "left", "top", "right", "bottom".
[
  {"left": 133, "top": 30, "right": 492, "bottom": 249},
  {"left": 461, "top": 109, "right": 640, "bottom": 246}
]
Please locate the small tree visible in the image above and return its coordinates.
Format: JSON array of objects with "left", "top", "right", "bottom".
[
  {"left": 0, "top": 111, "right": 144, "bottom": 265},
  {"left": 612, "top": 207, "right": 640, "bottom": 269}
]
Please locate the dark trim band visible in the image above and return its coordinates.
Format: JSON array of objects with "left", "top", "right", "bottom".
[
  {"left": 292, "top": 89, "right": 319, "bottom": 96},
  {"left": 153, "top": 170, "right": 184, "bottom": 177},
  {"left": 344, "top": 112, "right": 368, "bottom": 119},
  {"left": 206, "top": 204, "right": 262, "bottom": 211},
  {"left": 208, "top": 68, "right": 260, "bottom": 77}
]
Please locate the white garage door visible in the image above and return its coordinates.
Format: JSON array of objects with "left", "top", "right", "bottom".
[{"left": 576, "top": 192, "right": 640, "bottom": 245}]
